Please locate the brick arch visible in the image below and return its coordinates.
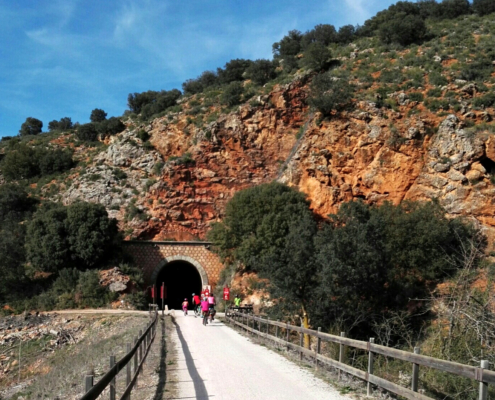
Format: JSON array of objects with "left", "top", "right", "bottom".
[
  {"left": 149, "top": 255, "right": 209, "bottom": 286},
  {"left": 123, "top": 241, "right": 224, "bottom": 289}
]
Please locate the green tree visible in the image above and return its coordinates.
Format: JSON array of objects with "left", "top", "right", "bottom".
[
  {"left": 90, "top": 108, "right": 107, "bottom": 123},
  {"left": 307, "top": 73, "right": 354, "bottom": 115},
  {"left": 96, "top": 117, "right": 125, "bottom": 137},
  {"left": 76, "top": 123, "right": 98, "bottom": 141},
  {"left": 245, "top": 59, "right": 277, "bottom": 85},
  {"left": 378, "top": 13, "right": 427, "bottom": 45},
  {"left": 302, "top": 43, "right": 332, "bottom": 71},
  {"left": 217, "top": 59, "right": 253, "bottom": 84},
  {"left": 272, "top": 30, "right": 303, "bottom": 57},
  {"left": 473, "top": 0, "right": 495, "bottom": 15},
  {"left": 48, "top": 117, "right": 73, "bottom": 132},
  {"left": 76, "top": 270, "right": 109, "bottom": 307},
  {"left": 313, "top": 201, "right": 482, "bottom": 336},
  {"left": 19, "top": 117, "right": 43, "bottom": 136},
  {"left": 221, "top": 81, "right": 244, "bottom": 106},
  {"left": 301, "top": 24, "right": 337, "bottom": 49}
]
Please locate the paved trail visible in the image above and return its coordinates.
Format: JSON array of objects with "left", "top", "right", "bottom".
[{"left": 169, "top": 313, "right": 347, "bottom": 400}]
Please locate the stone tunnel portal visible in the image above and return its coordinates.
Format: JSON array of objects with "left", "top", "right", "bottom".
[{"left": 155, "top": 260, "right": 202, "bottom": 310}]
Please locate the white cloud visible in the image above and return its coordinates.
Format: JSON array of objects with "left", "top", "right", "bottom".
[{"left": 343, "top": 0, "right": 369, "bottom": 21}]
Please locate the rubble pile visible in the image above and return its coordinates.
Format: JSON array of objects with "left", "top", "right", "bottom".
[{"left": 0, "top": 313, "right": 85, "bottom": 377}]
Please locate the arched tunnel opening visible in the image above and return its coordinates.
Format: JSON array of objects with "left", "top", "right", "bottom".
[{"left": 155, "top": 260, "right": 202, "bottom": 310}]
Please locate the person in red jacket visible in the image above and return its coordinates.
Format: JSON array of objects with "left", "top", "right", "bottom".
[{"left": 192, "top": 293, "right": 201, "bottom": 317}]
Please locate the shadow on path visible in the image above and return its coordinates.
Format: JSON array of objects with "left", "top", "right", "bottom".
[
  {"left": 153, "top": 317, "right": 167, "bottom": 400},
  {"left": 172, "top": 317, "right": 210, "bottom": 400}
]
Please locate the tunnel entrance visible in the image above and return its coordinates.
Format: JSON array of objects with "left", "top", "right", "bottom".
[{"left": 156, "top": 260, "right": 202, "bottom": 310}]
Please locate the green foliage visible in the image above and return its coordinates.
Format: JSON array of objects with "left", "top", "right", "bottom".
[
  {"left": 221, "top": 81, "right": 244, "bottom": 106},
  {"left": 408, "top": 92, "right": 424, "bottom": 102},
  {"left": 76, "top": 123, "right": 98, "bottom": 141},
  {"left": 127, "top": 89, "right": 181, "bottom": 116},
  {"left": 245, "top": 59, "right": 277, "bottom": 85},
  {"left": 302, "top": 43, "right": 332, "bottom": 71},
  {"left": 272, "top": 30, "right": 303, "bottom": 58},
  {"left": 208, "top": 182, "right": 313, "bottom": 271},
  {"left": 137, "top": 129, "right": 150, "bottom": 142},
  {"left": 90, "top": 108, "right": 107, "bottom": 123},
  {"left": 19, "top": 117, "right": 43, "bottom": 136},
  {"left": 473, "top": 0, "right": 495, "bottom": 15},
  {"left": 379, "top": 13, "right": 427, "bottom": 46},
  {"left": 301, "top": 24, "right": 337, "bottom": 49},
  {"left": 459, "top": 58, "right": 494, "bottom": 81},
  {"left": 1, "top": 142, "right": 74, "bottom": 181},
  {"left": 26, "top": 202, "right": 120, "bottom": 273},
  {"left": 427, "top": 88, "right": 443, "bottom": 97},
  {"left": 313, "top": 200, "right": 480, "bottom": 334},
  {"left": 48, "top": 117, "right": 73, "bottom": 132},
  {"left": 182, "top": 71, "right": 218, "bottom": 95},
  {"left": 217, "top": 59, "right": 253, "bottom": 84},
  {"left": 76, "top": 270, "right": 110, "bottom": 308},
  {"left": 95, "top": 117, "right": 125, "bottom": 137},
  {"left": 429, "top": 71, "right": 449, "bottom": 86},
  {"left": 308, "top": 73, "right": 354, "bottom": 115}
]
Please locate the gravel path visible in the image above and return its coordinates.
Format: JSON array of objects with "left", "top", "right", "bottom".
[{"left": 170, "top": 313, "right": 348, "bottom": 400}]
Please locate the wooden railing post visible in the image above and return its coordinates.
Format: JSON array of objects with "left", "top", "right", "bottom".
[
  {"left": 299, "top": 331, "right": 304, "bottom": 360},
  {"left": 125, "top": 343, "right": 131, "bottom": 400},
  {"left": 367, "top": 338, "right": 375, "bottom": 396},
  {"left": 339, "top": 332, "right": 345, "bottom": 381},
  {"left": 412, "top": 347, "right": 420, "bottom": 392},
  {"left": 276, "top": 320, "right": 279, "bottom": 340},
  {"left": 479, "top": 360, "right": 489, "bottom": 400},
  {"left": 266, "top": 317, "right": 270, "bottom": 336},
  {"left": 138, "top": 329, "right": 143, "bottom": 367},
  {"left": 134, "top": 336, "right": 138, "bottom": 387},
  {"left": 286, "top": 323, "right": 290, "bottom": 352},
  {"left": 315, "top": 327, "right": 321, "bottom": 370},
  {"left": 110, "top": 355, "right": 116, "bottom": 400},
  {"left": 84, "top": 375, "right": 93, "bottom": 393}
]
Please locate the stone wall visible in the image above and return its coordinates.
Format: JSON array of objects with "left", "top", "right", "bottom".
[{"left": 124, "top": 241, "right": 224, "bottom": 288}]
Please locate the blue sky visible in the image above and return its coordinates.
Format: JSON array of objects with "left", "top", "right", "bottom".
[{"left": 0, "top": 0, "right": 398, "bottom": 138}]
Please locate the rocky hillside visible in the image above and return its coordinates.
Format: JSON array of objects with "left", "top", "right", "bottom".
[{"left": 3, "top": 11, "right": 495, "bottom": 245}]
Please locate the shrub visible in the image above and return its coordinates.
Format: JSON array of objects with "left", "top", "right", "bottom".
[
  {"left": 302, "top": 43, "right": 332, "bottom": 71},
  {"left": 473, "top": 0, "right": 495, "bottom": 15},
  {"left": 221, "top": 81, "right": 244, "bottom": 106},
  {"left": 472, "top": 92, "right": 495, "bottom": 108},
  {"left": 378, "top": 13, "right": 427, "bottom": 46},
  {"left": 48, "top": 117, "right": 73, "bottom": 132},
  {"left": 95, "top": 117, "right": 125, "bottom": 137},
  {"left": 217, "top": 59, "right": 252, "bottom": 84},
  {"left": 427, "top": 88, "right": 443, "bottom": 97},
  {"left": 245, "top": 59, "right": 277, "bottom": 85},
  {"left": 137, "top": 129, "right": 150, "bottom": 142},
  {"left": 76, "top": 123, "right": 98, "bottom": 141},
  {"left": 19, "top": 117, "right": 43, "bottom": 136},
  {"left": 308, "top": 74, "right": 354, "bottom": 115},
  {"left": 272, "top": 30, "right": 303, "bottom": 57},
  {"left": 336, "top": 25, "right": 357, "bottom": 44},
  {"left": 182, "top": 71, "right": 218, "bottom": 95},
  {"left": 301, "top": 24, "right": 337, "bottom": 49},
  {"left": 459, "top": 58, "right": 494, "bottom": 82},
  {"left": 127, "top": 89, "right": 181, "bottom": 114},
  {"left": 435, "top": 0, "right": 471, "bottom": 19},
  {"left": 76, "top": 270, "right": 109, "bottom": 308},
  {"left": 429, "top": 71, "right": 449, "bottom": 86},
  {"left": 409, "top": 92, "right": 424, "bottom": 102},
  {"left": 90, "top": 108, "right": 107, "bottom": 123}
]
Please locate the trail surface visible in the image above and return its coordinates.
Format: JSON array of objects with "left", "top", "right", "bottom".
[{"left": 170, "top": 313, "right": 347, "bottom": 400}]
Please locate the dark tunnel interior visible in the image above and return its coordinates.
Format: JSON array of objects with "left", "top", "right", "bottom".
[{"left": 155, "top": 260, "right": 202, "bottom": 310}]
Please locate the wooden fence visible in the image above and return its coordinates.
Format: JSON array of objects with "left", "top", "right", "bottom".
[
  {"left": 80, "top": 308, "right": 158, "bottom": 400},
  {"left": 226, "top": 309, "right": 495, "bottom": 400}
]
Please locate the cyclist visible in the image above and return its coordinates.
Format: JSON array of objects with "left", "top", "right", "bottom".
[
  {"left": 208, "top": 293, "right": 216, "bottom": 321},
  {"left": 234, "top": 294, "right": 241, "bottom": 307},
  {"left": 201, "top": 297, "right": 210, "bottom": 325},
  {"left": 192, "top": 293, "right": 201, "bottom": 317},
  {"left": 182, "top": 298, "right": 189, "bottom": 316}
]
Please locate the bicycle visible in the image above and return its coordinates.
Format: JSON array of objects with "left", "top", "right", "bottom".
[
  {"left": 182, "top": 306, "right": 188, "bottom": 316},
  {"left": 209, "top": 308, "right": 216, "bottom": 322},
  {"left": 202, "top": 310, "right": 209, "bottom": 326},
  {"left": 194, "top": 305, "right": 201, "bottom": 318}
]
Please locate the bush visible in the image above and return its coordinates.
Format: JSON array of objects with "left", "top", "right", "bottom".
[
  {"left": 378, "top": 13, "right": 427, "bottom": 46},
  {"left": 76, "top": 270, "right": 109, "bottom": 308},
  {"left": 217, "top": 59, "right": 252, "bottom": 84},
  {"left": 221, "top": 81, "right": 244, "bottom": 106},
  {"left": 302, "top": 43, "right": 332, "bottom": 71},
  {"left": 459, "top": 58, "right": 494, "bottom": 81},
  {"left": 435, "top": 0, "right": 471, "bottom": 19},
  {"left": 76, "top": 123, "right": 98, "bottom": 141},
  {"left": 48, "top": 117, "right": 73, "bottom": 132},
  {"left": 473, "top": 0, "right": 495, "bottom": 15},
  {"left": 127, "top": 89, "right": 181, "bottom": 114},
  {"left": 429, "top": 71, "right": 449, "bottom": 86},
  {"left": 96, "top": 117, "right": 125, "bottom": 137},
  {"left": 308, "top": 74, "right": 354, "bottom": 115},
  {"left": 90, "top": 108, "right": 107, "bottom": 123},
  {"left": 182, "top": 71, "right": 218, "bottom": 95},
  {"left": 19, "top": 117, "right": 43, "bottom": 136},
  {"left": 336, "top": 25, "right": 357, "bottom": 44},
  {"left": 409, "top": 92, "right": 424, "bottom": 102},
  {"left": 245, "top": 59, "right": 277, "bottom": 85},
  {"left": 472, "top": 92, "right": 495, "bottom": 108},
  {"left": 427, "top": 88, "right": 443, "bottom": 97},
  {"left": 272, "top": 30, "right": 303, "bottom": 58},
  {"left": 1, "top": 143, "right": 74, "bottom": 181},
  {"left": 301, "top": 24, "right": 337, "bottom": 49}
]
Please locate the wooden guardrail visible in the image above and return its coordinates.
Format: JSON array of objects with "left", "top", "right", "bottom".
[
  {"left": 226, "top": 309, "right": 494, "bottom": 400},
  {"left": 80, "top": 307, "right": 158, "bottom": 400}
]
